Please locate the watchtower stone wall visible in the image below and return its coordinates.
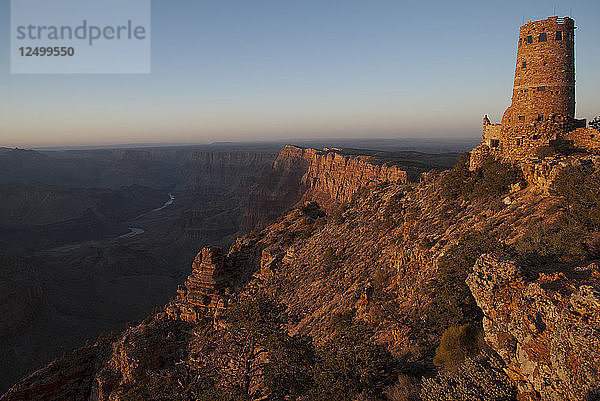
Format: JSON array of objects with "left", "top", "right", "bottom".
[{"left": 502, "top": 17, "right": 575, "bottom": 129}]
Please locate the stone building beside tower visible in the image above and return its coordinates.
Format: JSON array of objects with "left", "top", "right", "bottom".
[{"left": 470, "top": 16, "right": 599, "bottom": 169}]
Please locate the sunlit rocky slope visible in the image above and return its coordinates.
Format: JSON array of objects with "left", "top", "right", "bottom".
[{"left": 3, "top": 145, "right": 600, "bottom": 401}]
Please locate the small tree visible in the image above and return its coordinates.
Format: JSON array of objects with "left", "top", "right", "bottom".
[
  {"left": 590, "top": 116, "right": 600, "bottom": 131},
  {"left": 311, "top": 312, "right": 399, "bottom": 401},
  {"left": 190, "top": 293, "right": 314, "bottom": 401}
]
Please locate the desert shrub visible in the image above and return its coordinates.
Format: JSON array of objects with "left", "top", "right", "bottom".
[
  {"left": 468, "top": 157, "right": 522, "bottom": 201},
  {"left": 441, "top": 154, "right": 522, "bottom": 202},
  {"left": 551, "top": 165, "right": 600, "bottom": 230},
  {"left": 301, "top": 202, "right": 326, "bottom": 219},
  {"left": 514, "top": 165, "right": 600, "bottom": 264},
  {"left": 590, "top": 116, "right": 600, "bottom": 131},
  {"left": 193, "top": 294, "right": 314, "bottom": 400},
  {"left": 420, "top": 353, "right": 516, "bottom": 401},
  {"left": 433, "top": 324, "right": 486, "bottom": 372},
  {"left": 121, "top": 374, "right": 182, "bottom": 401},
  {"left": 263, "top": 334, "right": 315, "bottom": 400},
  {"left": 311, "top": 312, "right": 399, "bottom": 401},
  {"left": 424, "top": 232, "right": 503, "bottom": 334},
  {"left": 385, "top": 375, "right": 422, "bottom": 401},
  {"left": 440, "top": 153, "right": 472, "bottom": 200},
  {"left": 514, "top": 217, "right": 589, "bottom": 264}
]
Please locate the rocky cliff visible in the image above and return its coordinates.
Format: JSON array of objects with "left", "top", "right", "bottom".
[
  {"left": 241, "top": 145, "right": 409, "bottom": 230},
  {"left": 0, "top": 146, "right": 280, "bottom": 395},
  {"left": 468, "top": 255, "right": 600, "bottom": 401}
]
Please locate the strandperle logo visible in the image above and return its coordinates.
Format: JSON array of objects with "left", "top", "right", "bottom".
[
  {"left": 15, "top": 20, "right": 147, "bottom": 46},
  {"left": 11, "top": 0, "right": 151, "bottom": 74}
]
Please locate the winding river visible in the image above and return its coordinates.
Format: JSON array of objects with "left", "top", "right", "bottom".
[
  {"left": 46, "top": 193, "right": 175, "bottom": 253},
  {"left": 124, "top": 193, "right": 176, "bottom": 238}
]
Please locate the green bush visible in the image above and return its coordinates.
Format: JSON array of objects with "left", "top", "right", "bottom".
[
  {"left": 423, "top": 232, "right": 502, "bottom": 334},
  {"left": 441, "top": 154, "right": 522, "bottom": 202},
  {"left": 433, "top": 324, "right": 486, "bottom": 372}
]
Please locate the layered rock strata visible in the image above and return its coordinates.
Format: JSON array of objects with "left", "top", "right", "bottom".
[
  {"left": 165, "top": 247, "right": 230, "bottom": 323},
  {"left": 241, "top": 145, "right": 408, "bottom": 229}
]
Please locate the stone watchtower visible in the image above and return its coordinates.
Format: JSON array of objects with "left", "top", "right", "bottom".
[
  {"left": 470, "top": 16, "right": 593, "bottom": 169},
  {"left": 502, "top": 17, "right": 575, "bottom": 128}
]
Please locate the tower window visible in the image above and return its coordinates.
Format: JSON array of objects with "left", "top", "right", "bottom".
[
  {"left": 526, "top": 35, "right": 533, "bottom": 44},
  {"left": 538, "top": 114, "right": 544, "bottom": 121},
  {"left": 519, "top": 115, "right": 526, "bottom": 121},
  {"left": 556, "top": 31, "right": 563, "bottom": 40},
  {"left": 537, "top": 86, "right": 546, "bottom": 92},
  {"left": 490, "top": 139, "right": 500, "bottom": 148},
  {"left": 522, "top": 61, "right": 527, "bottom": 68},
  {"left": 539, "top": 33, "right": 547, "bottom": 42}
]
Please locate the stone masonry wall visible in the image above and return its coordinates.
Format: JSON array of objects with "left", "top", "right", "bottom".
[{"left": 502, "top": 16, "right": 575, "bottom": 129}]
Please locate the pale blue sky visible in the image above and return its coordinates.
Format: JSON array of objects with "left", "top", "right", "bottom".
[{"left": 0, "top": 0, "right": 598, "bottom": 147}]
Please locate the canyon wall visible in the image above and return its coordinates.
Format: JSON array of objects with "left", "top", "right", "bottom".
[{"left": 241, "top": 145, "right": 408, "bottom": 230}]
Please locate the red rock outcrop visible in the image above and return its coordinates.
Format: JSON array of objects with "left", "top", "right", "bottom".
[
  {"left": 96, "top": 318, "right": 192, "bottom": 401},
  {"left": 165, "top": 247, "right": 230, "bottom": 323},
  {"left": 297, "top": 146, "right": 408, "bottom": 212},
  {"left": 467, "top": 254, "right": 600, "bottom": 401}
]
